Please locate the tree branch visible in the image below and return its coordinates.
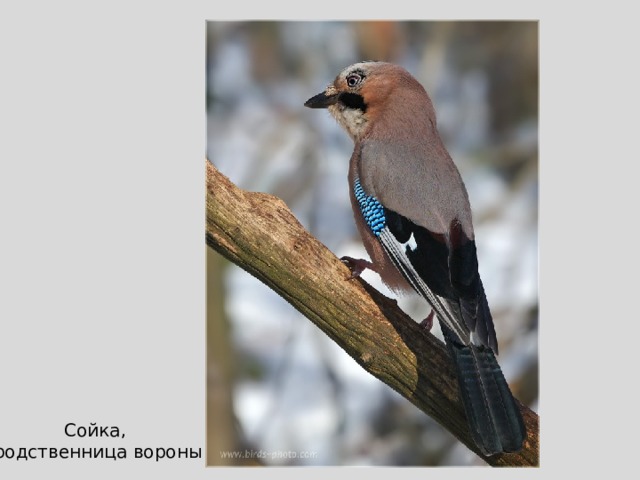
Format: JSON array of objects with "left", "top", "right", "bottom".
[{"left": 205, "top": 159, "right": 539, "bottom": 467}]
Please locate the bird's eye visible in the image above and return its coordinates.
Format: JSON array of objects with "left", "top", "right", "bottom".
[{"left": 346, "top": 74, "right": 362, "bottom": 88}]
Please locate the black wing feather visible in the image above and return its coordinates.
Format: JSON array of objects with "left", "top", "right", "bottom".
[{"left": 384, "top": 207, "right": 496, "bottom": 350}]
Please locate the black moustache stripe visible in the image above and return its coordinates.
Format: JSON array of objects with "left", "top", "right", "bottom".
[{"left": 339, "top": 92, "right": 367, "bottom": 112}]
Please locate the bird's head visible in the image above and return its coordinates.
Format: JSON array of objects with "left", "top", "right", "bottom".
[{"left": 305, "top": 61, "right": 434, "bottom": 142}]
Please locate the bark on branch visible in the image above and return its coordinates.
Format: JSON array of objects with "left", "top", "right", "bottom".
[{"left": 205, "top": 159, "right": 539, "bottom": 467}]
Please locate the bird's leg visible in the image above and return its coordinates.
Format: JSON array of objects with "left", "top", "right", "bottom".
[
  {"left": 419, "top": 310, "right": 435, "bottom": 332},
  {"left": 340, "top": 256, "right": 376, "bottom": 279}
]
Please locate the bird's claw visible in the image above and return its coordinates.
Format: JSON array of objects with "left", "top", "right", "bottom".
[
  {"left": 340, "top": 256, "right": 374, "bottom": 279},
  {"left": 419, "top": 310, "right": 435, "bottom": 332}
]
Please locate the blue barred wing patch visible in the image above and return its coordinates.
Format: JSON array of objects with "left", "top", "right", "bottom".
[{"left": 353, "top": 178, "right": 386, "bottom": 236}]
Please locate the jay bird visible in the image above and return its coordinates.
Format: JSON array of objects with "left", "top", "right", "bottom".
[{"left": 305, "top": 61, "right": 525, "bottom": 456}]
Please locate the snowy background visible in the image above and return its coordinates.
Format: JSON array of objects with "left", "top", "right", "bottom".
[{"left": 206, "top": 20, "right": 538, "bottom": 466}]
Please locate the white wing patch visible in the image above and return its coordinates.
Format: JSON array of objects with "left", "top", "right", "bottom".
[{"left": 405, "top": 232, "right": 418, "bottom": 252}]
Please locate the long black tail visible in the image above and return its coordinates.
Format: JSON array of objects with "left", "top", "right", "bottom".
[{"left": 442, "top": 326, "right": 526, "bottom": 456}]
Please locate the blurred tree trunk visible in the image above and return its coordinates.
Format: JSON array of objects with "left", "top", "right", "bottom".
[{"left": 206, "top": 248, "right": 238, "bottom": 465}]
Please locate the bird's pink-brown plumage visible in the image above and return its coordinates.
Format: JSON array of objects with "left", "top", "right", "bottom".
[
  {"left": 305, "top": 61, "right": 525, "bottom": 455},
  {"left": 343, "top": 64, "right": 474, "bottom": 292}
]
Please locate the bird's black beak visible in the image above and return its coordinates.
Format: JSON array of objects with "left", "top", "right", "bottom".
[{"left": 304, "top": 90, "right": 339, "bottom": 109}]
